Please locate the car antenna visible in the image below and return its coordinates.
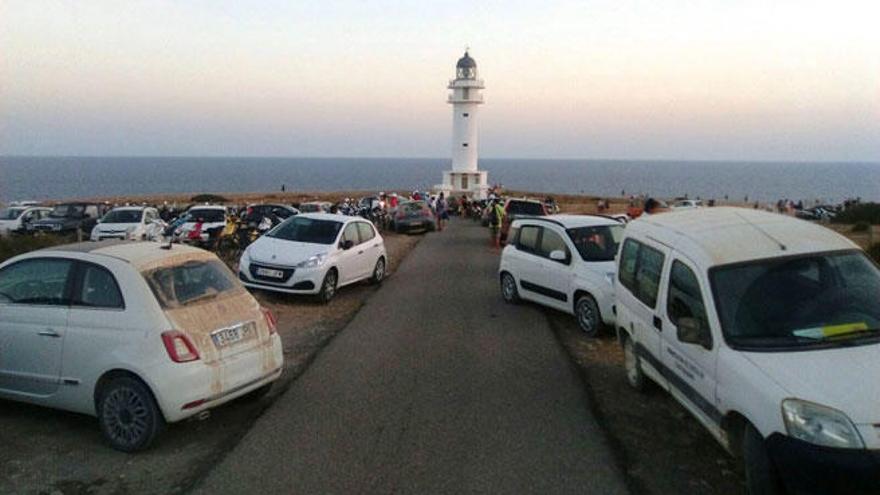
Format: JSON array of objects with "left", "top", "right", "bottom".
[{"left": 734, "top": 212, "right": 786, "bottom": 251}]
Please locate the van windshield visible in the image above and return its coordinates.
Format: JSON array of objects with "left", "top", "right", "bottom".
[
  {"left": 143, "top": 259, "right": 240, "bottom": 308},
  {"left": 266, "top": 217, "right": 342, "bottom": 244},
  {"left": 711, "top": 250, "right": 880, "bottom": 350},
  {"left": 567, "top": 225, "right": 623, "bottom": 262}
]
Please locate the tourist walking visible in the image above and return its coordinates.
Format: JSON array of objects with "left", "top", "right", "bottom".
[
  {"left": 436, "top": 193, "right": 449, "bottom": 231},
  {"left": 489, "top": 199, "right": 504, "bottom": 249}
]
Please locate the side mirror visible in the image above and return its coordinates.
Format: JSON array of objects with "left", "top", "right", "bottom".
[
  {"left": 549, "top": 250, "right": 567, "bottom": 262},
  {"left": 340, "top": 239, "right": 354, "bottom": 250},
  {"left": 676, "top": 317, "right": 712, "bottom": 349}
]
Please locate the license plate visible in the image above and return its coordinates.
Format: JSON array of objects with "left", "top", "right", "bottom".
[
  {"left": 256, "top": 267, "right": 285, "bottom": 279},
  {"left": 211, "top": 323, "right": 253, "bottom": 348}
]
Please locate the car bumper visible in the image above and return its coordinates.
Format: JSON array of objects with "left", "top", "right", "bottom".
[
  {"left": 395, "top": 218, "right": 434, "bottom": 231},
  {"left": 238, "top": 259, "right": 324, "bottom": 294},
  {"left": 766, "top": 433, "right": 880, "bottom": 494},
  {"left": 153, "top": 334, "right": 284, "bottom": 422}
]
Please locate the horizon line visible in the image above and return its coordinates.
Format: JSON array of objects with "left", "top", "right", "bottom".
[{"left": 2, "top": 154, "right": 879, "bottom": 165}]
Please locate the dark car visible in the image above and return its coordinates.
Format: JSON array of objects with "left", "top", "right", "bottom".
[
  {"left": 390, "top": 201, "right": 436, "bottom": 233},
  {"left": 500, "top": 199, "right": 547, "bottom": 243},
  {"left": 242, "top": 204, "right": 299, "bottom": 226},
  {"left": 31, "top": 203, "right": 106, "bottom": 235}
]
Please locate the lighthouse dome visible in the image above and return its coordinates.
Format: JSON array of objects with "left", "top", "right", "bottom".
[{"left": 456, "top": 51, "right": 477, "bottom": 69}]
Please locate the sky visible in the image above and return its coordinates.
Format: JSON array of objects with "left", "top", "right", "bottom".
[{"left": 1, "top": 0, "right": 878, "bottom": 161}]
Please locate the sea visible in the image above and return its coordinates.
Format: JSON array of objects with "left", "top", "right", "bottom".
[{"left": 1, "top": 156, "right": 879, "bottom": 204}]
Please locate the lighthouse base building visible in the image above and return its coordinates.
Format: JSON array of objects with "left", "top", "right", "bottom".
[{"left": 436, "top": 51, "right": 489, "bottom": 200}]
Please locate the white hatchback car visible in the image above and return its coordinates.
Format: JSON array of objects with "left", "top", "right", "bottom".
[
  {"left": 172, "top": 205, "right": 228, "bottom": 243},
  {"left": 0, "top": 242, "right": 283, "bottom": 451},
  {"left": 90, "top": 206, "right": 166, "bottom": 241},
  {"left": 498, "top": 215, "right": 624, "bottom": 336},
  {"left": 0, "top": 205, "right": 52, "bottom": 236},
  {"left": 616, "top": 208, "right": 880, "bottom": 494},
  {"left": 239, "top": 213, "right": 387, "bottom": 302}
]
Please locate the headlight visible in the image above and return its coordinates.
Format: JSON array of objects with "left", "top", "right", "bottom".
[
  {"left": 782, "top": 399, "right": 864, "bottom": 449},
  {"left": 296, "top": 253, "right": 328, "bottom": 269}
]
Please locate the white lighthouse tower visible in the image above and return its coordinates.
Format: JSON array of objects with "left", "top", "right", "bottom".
[{"left": 438, "top": 51, "right": 488, "bottom": 199}]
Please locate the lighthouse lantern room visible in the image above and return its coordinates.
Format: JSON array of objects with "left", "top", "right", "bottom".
[{"left": 437, "top": 51, "right": 488, "bottom": 199}]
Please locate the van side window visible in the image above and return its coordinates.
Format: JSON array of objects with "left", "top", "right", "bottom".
[
  {"left": 618, "top": 239, "right": 639, "bottom": 292},
  {"left": 667, "top": 261, "right": 708, "bottom": 330},
  {"left": 517, "top": 226, "right": 540, "bottom": 253},
  {"left": 619, "top": 239, "right": 665, "bottom": 309},
  {"left": 634, "top": 244, "right": 664, "bottom": 308}
]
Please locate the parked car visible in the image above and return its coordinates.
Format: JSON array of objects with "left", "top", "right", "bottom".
[
  {"left": 298, "top": 201, "right": 333, "bottom": 214},
  {"left": 238, "top": 213, "right": 387, "bottom": 302},
  {"left": 170, "top": 205, "right": 227, "bottom": 244},
  {"left": 31, "top": 203, "right": 106, "bottom": 235},
  {"left": 672, "top": 199, "right": 703, "bottom": 209},
  {"left": 499, "top": 215, "right": 623, "bottom": 335},
  {"left": 0, "top": 241, "right": 283, "bottom": 451},
  {"left": 500, "top": 198, "right": 548, "bottom": 244},
  {"left": 90, "top": 206, "right": 166, "bottom": 242},
  {"left": 389, "top": 201, "right": 436, "bottom": 233},
  {"left": 242, "top": 203, "right": 299, "bottom": 226},
  {"left": 0, "top": 205, "right": 52, "bottom": 236},
  {"left": 615, "top": 207, "right": 880, "bottom": 494}
]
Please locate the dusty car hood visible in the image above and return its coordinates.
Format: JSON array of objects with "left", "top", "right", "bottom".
[
  {"left": 742, "top": 343, "right": 880, "bottom": 423},
  {"left": 247, "top": 236, "right": 330, "bottom": 267}
]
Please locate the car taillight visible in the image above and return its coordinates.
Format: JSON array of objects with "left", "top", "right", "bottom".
[
  {"left": 262, "top": 307, "right": 277, "bottom": 335},
  {"left": 161, "top": 331, "right": 200, "bottom": 363}
]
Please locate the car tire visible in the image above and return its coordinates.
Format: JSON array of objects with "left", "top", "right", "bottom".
[
  {"left": 500, "top": 272, "right": 520, "bottom": 304},
  {"left": 574, "top": 294, "right": 602, "bottom": 337},
  {"left": 371, "top": 257, "right": 386, "bottom": 284},
  {"left": 96, "top": 376, "right": 164, "bottom": 452},
  {"left": 623, "top": 334, "right": 648, "bottom": 392},
  {"left": 743, "top": 423, "right": 784, "bottom": 495},
  {"left": 318, "top": 269, "right": 338, "bottom": 304}
]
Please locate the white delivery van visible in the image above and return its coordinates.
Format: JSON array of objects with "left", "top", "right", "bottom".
[{"left": 615, "top": 207, "right": 880, "bottom": 494}]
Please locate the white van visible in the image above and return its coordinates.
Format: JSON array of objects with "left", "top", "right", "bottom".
[{"left": 615, "top": 207, "right": 880, "bottom": 494}]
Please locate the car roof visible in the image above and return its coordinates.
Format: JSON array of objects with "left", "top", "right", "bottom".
[
  {"left": 112, "top": 206, "right": 149, "bottom": 211},
  {"left": 506, "top": 198, "right": 543, "bottom": 204},
  {"left": 297, "top": 212, "right": 358, "bottom": 222},
  {"left": 39, "top": 241, "right": 211, "bottom": 269},
  {"left": 188, "top": 205, "right": 226, "bottom": 210},
  {"left": 626, "top": 207, "right": 858, "bottom": 268},
  {"left": 513, "top": 214, "right": 621, "bottom": 229}
]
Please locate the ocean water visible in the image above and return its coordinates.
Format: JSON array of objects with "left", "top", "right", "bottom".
[{"left": 1, "top": 156, "right": 878, "bottom": 204}]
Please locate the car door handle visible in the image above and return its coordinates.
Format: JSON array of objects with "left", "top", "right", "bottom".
[
  {"left": 653, "top": 316, "right": 662, "bottom": 332},
  {"left": 39, "top": 329, "right": 61, "bottom": 338}
]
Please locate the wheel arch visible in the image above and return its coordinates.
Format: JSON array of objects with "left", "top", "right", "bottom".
[
  {"left": 93, "top": 368, "right": 166, "bottom": 421},
  {"left": 721, "top": 410, "right": 751, "bottom": 457}
]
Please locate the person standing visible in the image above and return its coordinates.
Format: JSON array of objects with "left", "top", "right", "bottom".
[
  {"left": 489, "top": 199, "right": 505, "bottom": 249},
  {"left": 436, "top": 193, "right": 448, "bottom": 231}
]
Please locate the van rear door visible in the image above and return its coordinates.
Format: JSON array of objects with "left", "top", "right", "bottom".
[{"left": 616, "top": 237, "right": 670, "bottom": 387}]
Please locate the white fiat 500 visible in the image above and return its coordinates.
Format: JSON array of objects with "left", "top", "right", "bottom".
[
  {"left": 616, "top": 208, "right": 880, "bottom": 494},
  {"left": 498, "top": 215, "right": 623, "bottom": 336},
  {"left": 90, "top": 206, "right": 166, "bottom": 241},
  {"left": 0, "top": 242, "right": 283, "bottom": 451},
  {"left": 238, "top": 213, "right": 387, "bottom": 302}
]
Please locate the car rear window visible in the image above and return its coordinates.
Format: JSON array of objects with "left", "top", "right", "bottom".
[
  {"left": 143, "top": 259, "right": 240, "bottom": 308},
  {"left": 186, "top": 209, "right": 225, "bottom": 223},
  {"left": 507, "top": 201, "right": 545, "bottom": 216}
]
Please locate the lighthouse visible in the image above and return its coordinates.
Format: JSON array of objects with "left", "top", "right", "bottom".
[{"left": 438, "top": 51, "right": 488, "bottom": 199}]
